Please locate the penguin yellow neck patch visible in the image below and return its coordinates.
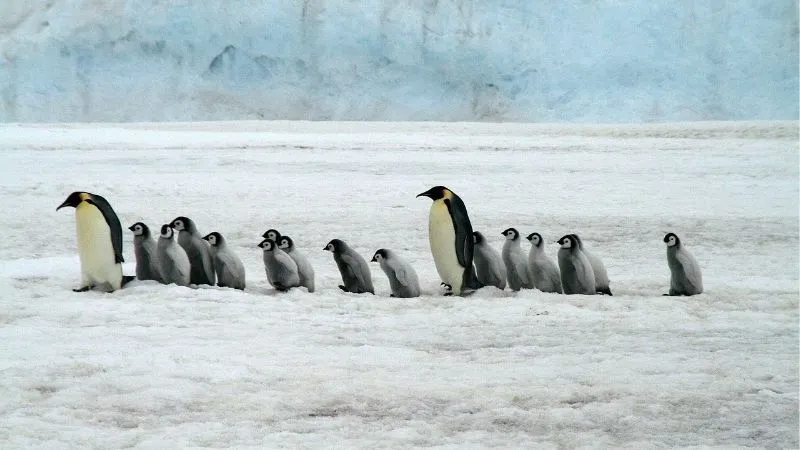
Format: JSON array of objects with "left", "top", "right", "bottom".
[{"left": 79, "top": 192, "right": 90, "bottom": 202}]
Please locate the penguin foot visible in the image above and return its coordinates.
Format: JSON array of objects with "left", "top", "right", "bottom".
[
  {"left": 338, "top": 285, "right": 348, "bottom": 292},
  {"left": 121, "top": 275, "right": 136, "bottom": 287},
  {"left": 73, "top": 285, "right": 92, "bottom": 292},
  {"left": 390, "top": 294, "right": 396, "bottom": 298}
]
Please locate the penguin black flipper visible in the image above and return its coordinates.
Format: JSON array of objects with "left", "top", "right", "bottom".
[
  {"left": 86, "top": 193, "right": 125, "bottom": 264},
  {"left": 443, "top": 198, "right": 472, "bottom": 268},
  {"left": 443, "top": 197, "right": 483, "bottom": 290}
]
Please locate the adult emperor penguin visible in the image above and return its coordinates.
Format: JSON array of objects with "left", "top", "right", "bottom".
[
  {"left": 526, "top": 232, "right": 562, "bottom": 293},
  {"left": 472, "top": 231, "right": 507, "bottom": 290},
  {"left": 170, "top": 216, "right": 215, "bottom": 286},
  {"left": 157, "top": 224, "right": 191, "bottom": 286},
  {"left": 278, "top": 235, "right": 315, "bottom": 293},
  {"left": 417, "top": 186, "right": 482, "bottom": 296},
  {"left": 259, "top": 238, "right": 300, "bottom": 291},
  {"left": 502, "top": 227, "right": 535, "bottom": 291},
  {"left": 664, "top": 232, "right": 703, "bottom": 296},
  {"left": 129, "top": 222, "right": 162, "bottom": 282},
  {"left": 324, "top": 239, "right": 374, "bottom": 294},
  {"left": 371, "top": 249, "right": 421, "bottom": 298},
  {"left": 203, "top": 232, "right": 246, "bottom": 290},
  {"left": 57, "top": 191, "right": 133, "bottom": 292},
  {"left": 556, "top": 234, "right": 596, "bottom": 295},
  {"left": 570, "top": 234, "right": 612, "bottom": 295}
]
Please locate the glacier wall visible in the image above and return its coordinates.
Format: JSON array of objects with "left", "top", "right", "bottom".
[{"left": 1, "top": 0, "right": 797, "bottom": 123}]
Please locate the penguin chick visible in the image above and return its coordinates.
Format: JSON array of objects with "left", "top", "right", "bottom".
[
  {"left": 170, "top": 216, "right": 215, "bottom": 286},
  {"left": 501, "top": 227, "right": 535, "bottom": 291},
  {"left": 129, "top": 222, "right": 162, "bottom": 282},
  {"left": 526, "top": 232, "right": 562, "bottom": 294},
  {"left": 570, "top": 234, "right": 612, "bottom": 295},
  {"left": 556, "top": 234, "right": 595, "bottom": 295},
  {"left": 277, "top": 236, "right": 315, "bottom": 293},
  {"left": 472, "top": 231, "right": 507, "bottom": 290},
  {"left": 259, "top": 238, "right": 300, "bottom": 291},
  {"left": 203, "top": 232, "right": 246, "bottom": 290},
  {"left": 664, "top": 233, "right": 703, "bottom": 296},
  {"left": 371, "top": 249, "right": 421, "bottom": 298},
  {"left": 324, "top": 239, "right": 374, "bottom": 294},
  {"left": 156, "top": 224, "right": 191, "bottom": 286},
  {"left": 262, "top": 229, "right": 282, "bottom": 242}
]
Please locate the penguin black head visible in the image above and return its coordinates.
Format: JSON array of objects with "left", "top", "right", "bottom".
[
  {"left": 526, "top": 232, "right": 543, "bottom": 247},
  {"left": 472, "top": 231, "right": 485, "bottom": 245},
  {"left": 170, "top": 216, "right": 197, "bottom": 233},
  {"left": 569, "top": 234, "right": 584, "bottom": 249},
  {"left": 263, "top": 229, "right": 282, "bottom": 241},
  {"left": 416, "top": 185, "right": 451, "bottom": 200},
  {"left": 57, "top": 191, "right": 94, "bottom": 210},
  {"left": 323, "top": 239, "right": 346, "bottom": 253},
  {"left": 258, "top": 238, "right": 276, "bottom": 251},
  {"left": 556, "top": 235, "right": 574, "bottom": 249},
  {"left": 129, "top": 222, "right": 150, "bottom": 237},
  {"left": 371, "top": 248, "right": 389, "bottom": 262},
  {"left": 203, "top": 231, "right": 224, "bottom": 247},
  {"left": 278, "top": 235, "right": 295, "bottom": 251},
  {"left": 664, "top": 233, "right": 680, "bottom": 247},
  {"left": 502, "top": 228, "right": 519, "bottom": 240},
  {"left": 160, "top": 224, "right": 175, "bottom": 239}
]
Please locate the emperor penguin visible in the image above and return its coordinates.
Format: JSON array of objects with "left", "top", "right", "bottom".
[
  {"left": 169, "top": 216, "right": 215, "bottom": 286},
  {"left": 570, "top": 234, "right": 612, "bottom": 295},
  {"left": 259, "top": 238, "right": 300, "bottom": 291},
  {"left": 371, "top": 249, "right": 421, "bottom": 298},
  {"left": 472, "top": 231, "right": 507, "bottom": 290},
  {"left": 278, "top": 235, "right": 315, "bottom": 293},
  {"left": 203, "top": 232, "right": 246, "bottom": 290},
  {"left": 556, "top": 234, "right": 596, "bottom": 295},
  {"left": 664, "top": 232, "right": 703, "bottom": 296},
  {"left": 525, "top": 232, "right": 562, "bottom": 294},
  {"left": 156, "top": 224, "right": 191, "bottom": 286},
  {"left": 57, "top": 191, "right": 133, "bottom": 292},
  {"left": 501, "top": 227, "right": 535, "bottom": 291},
  {"left": 129, "top": 222, "right": 162, "bottom": 282},
  {"left": 417, "top": 186, "right": 482, "bottom": 296},
  {"left": 324, "top": 239, "right": 374, "bottom": 294}
]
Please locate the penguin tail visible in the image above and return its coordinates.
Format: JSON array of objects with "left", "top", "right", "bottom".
[
  {"left": 463, "top": 267, "right": 484, "bottom": 291},
  {"left": 597, "top": 287, "right": 613, "bottom": 296},
  {"left": 121, "top": 275, "right": 136, "bottom": 288}
]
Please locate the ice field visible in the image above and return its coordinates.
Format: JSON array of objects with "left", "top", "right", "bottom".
[{"left": 0, "top": 121, "right": 798, "bottom": 447}]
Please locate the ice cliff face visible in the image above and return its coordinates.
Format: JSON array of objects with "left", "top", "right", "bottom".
[{"left": 1, "top": 0, "right": 797, "bottom": 122}]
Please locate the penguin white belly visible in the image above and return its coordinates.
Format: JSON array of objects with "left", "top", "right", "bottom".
[
  {"left": 429, "top": 201, "right": 464, "bottom": 294},
  {"left": 75, "top": 203, "right": 121, "bottom": 291}
]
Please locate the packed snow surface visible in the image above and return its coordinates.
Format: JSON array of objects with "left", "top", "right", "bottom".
[
  {"left": 0, "top": 121, "right": 798, "bottom": 447},
  {"left": 1, "top": 0, "right": 798, "bottom": 122}
]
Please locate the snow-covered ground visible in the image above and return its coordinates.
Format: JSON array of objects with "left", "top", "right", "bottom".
[{"left": 0, "top": 121, "right": 797, "bottom": 447}]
